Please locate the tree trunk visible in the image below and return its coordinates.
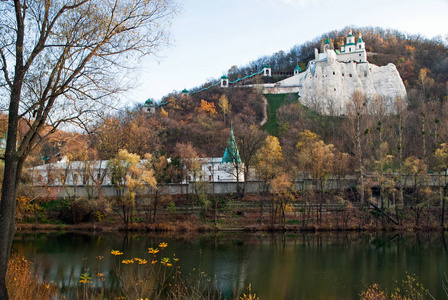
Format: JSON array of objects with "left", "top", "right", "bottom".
[
  {"left": 33, "top": 202, "right": 39, "bottom": 225},
  {"left": 214, "top": 199, "right": 218, "bottom": 226},
  {"left": 0, "top": 40, "right": 25, "bottom": 296},
  {"left": 153, "top": 190, "right": 159, "bottom": 223},
  {"left": 442, "top": 184, "right": 447, "bottom": 228},
  {"left": 0, "top": 161, "right": 19, "bottom": 300},
  {"left": 357, "top": 113, "right": 365, "bottom": 205}
]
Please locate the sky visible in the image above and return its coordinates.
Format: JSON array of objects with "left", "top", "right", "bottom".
[{"left": 121, "top": 0, "right": 448, "bottom": 107}]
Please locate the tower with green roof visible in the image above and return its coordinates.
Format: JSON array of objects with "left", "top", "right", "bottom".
[
  {"left": 356, "top": 33, "right": 365, "bottom": 51},
  {"left": 221, "top": 125, "right": 241, "bottom": 164},
  {"left": 337, "top": 29, "right": 367, "bottom": 62},
  {"left": 263, "top": 64, "right": 271, "bottom": 77},
  {"left": 294, "top": 64, "right": 302, "bottom": 75},
  {"left": 221, "top": 75, "right": 229, "bottom": 88},
  {"left": 144, "top": 98, "right": 156, "bottom": 115}
]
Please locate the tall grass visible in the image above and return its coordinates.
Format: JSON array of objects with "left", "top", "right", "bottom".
[{"left": 6, "top": 254, "right": 58, "bottom": 300}]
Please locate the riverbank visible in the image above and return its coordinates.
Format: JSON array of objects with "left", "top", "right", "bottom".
[
  {"left": 16, "top": 193, "right": 448, "bottom": 234},
  {"left": 15, "top": 218, "right": 445, "bottom": 234}
]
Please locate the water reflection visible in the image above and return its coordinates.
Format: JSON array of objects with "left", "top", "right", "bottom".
[{"left": 12, "top": 231, "right": 448, "bottom": 300}]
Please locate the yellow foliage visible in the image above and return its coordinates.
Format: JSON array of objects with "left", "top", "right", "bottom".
[
  {"left": 218, "top": 94, "right": 231, "bottom": 115},
  {"left": 270, "top": 173, "right": 292, "bottom": 195},
  {"left": 434, "top": 143, "right": 448, "bottom": 172},
  {"left": 402, "top": 156, "right": 427, "bottom": 175},
  {"left": 255, "top": 136, "right": 283, "bottom": 184},
  {"left": 198, "top": 99, "right": 217, "bottom": 116},
  {"left": 7, "top": 254, "right": 58, "bottom": 300},
  {"left": 296, "top": 130, "right": 319, "bottom": 151},
  {"left": 160, "top": 108, "right": 168, "bottom": 118},
  {"left": 297, "top": 137, "right": 335, "bottom": 181}
]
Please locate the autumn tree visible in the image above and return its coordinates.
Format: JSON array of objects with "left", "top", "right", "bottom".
[
  {"left": 296, "top": 131, "right": 336, "bottom": 224},
  {"left": 395, "top": 97, "right": 407, "bottom": 206},
  {"left": 144, "top": 155, "right": 173, "bottom": 224},
  {"left": 418, "top": 68, "right": 435, "bottom": 99},
  {"left": 254, "top": 136, "right": 283, "bottom": 224},
  {"left": 369, "top": 96, "right": 393, "bottom": 207},
  {"left": 434, "top": 143, "right": 448, "bottom": 227},
  {"left": 94, "top": 112, "right": 161, "bottom": 159},
  {"left": 402, "top": 156, "right": 429, "bottom": 226},
  {"left": 0, "top": 1, "right": 177, "bottom": 296},
  {"left": 218, "top": 94, "right": 232, "bottom": 124},
  {"left": 174, "top": 142, "right": 201, "bottom": 211},
  {"left": 345, "top": 90, "right": 368, "bottom": 204},
  {"left": 270, "top": 173, "right": 294, "bottom": 229},
  {"left": 108, "top": 150, "right": 156, "bottom": 230},
  {"left": 198, "top": 99, "right": 217, "bottom": 117}
]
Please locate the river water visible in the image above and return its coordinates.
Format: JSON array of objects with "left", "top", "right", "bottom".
[{"left": 12, "top": 231, "right": 448, "bottom": 299}]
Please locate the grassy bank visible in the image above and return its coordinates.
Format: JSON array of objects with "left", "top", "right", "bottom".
[{"left": 15, "top": 193, "right": 448, "bottom": 233}]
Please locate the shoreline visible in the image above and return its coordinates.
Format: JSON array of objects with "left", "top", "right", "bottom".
[{"left": 15, "top": 222, "right": 446, "bottom": 234}]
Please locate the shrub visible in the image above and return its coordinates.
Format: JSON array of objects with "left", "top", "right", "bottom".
[{"left": 6, "top": 254, "right": 58, "bottom": 300}]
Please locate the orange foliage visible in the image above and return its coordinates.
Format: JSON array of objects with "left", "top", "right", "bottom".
[{"left": 197, "top": 99, "right": 217, "bottom": 116}]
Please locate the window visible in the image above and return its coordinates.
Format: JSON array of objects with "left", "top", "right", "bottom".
[
  {"left": 359, "top": 45, "right": 361, "bottom": 49},
  {"left": 208, "top": 166, "right": 211, "bottom": 171},
  {"left": 359, "top": 54, "right": 361, "bottom": 56},
  {"left": 349, "top": 74, "right": 352, "bottom": 77},
  {"left": 208, "top": 176, "right": 211, "bottom": 181},
  {"left": 334, "top": 88, "right": 336, "bottom": 91},
  {"left": 333, "top": 71, "right": 335, "bottom": 75},
  {"left": 217, "top": 176, "right": 220, "bottom": 180}
]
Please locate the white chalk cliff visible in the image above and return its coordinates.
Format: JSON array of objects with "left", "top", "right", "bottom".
[{"left": 297, "top": 50, "right": 407, "bottom": 115}]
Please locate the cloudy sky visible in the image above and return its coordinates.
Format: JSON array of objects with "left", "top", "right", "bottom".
[{"left": 122, "top": 0, "right": 448, "bottom": 106}]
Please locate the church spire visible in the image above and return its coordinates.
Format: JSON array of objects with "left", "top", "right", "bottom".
[{"left": 221, "top": 124, "right": 241, "bottom": 164}]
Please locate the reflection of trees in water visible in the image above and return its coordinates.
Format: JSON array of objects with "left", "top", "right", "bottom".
[{"left": 11, "top": 231, "right": 448, "bottom": 300}]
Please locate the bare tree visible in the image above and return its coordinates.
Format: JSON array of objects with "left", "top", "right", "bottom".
[
  {"left": 346, "top": 90, "right": 367, "bottom": 204},
  {"left": 234, "top": 122, "right": 267, "bottom": 196},
  {"left": 0, "top": 1, "right": 177, "bottom": 297}
]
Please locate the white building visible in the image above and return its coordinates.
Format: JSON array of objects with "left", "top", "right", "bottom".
[
  {"left": 337, "top": 30, "right": 367, "bottom": 63},
  {"left": 28, "top": 127, "right": 247, "bottom": 187},
  {"left": 186, "top": 157, "right": 244, "bottom": 182},
  {"left": 28, "top": 160, "right": 111, "bottom": 187}
]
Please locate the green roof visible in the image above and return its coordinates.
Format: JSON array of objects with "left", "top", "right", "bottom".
[
  {"left": 263, "top": 64, "right": 270, "bottom": 69},
  {"left": 182, "top": 88, "right": 189, "bottom": 93},
  {"left": 221, "top": 75, "right": 228, "bottom": 79},
  {"left": 221, "top": 125, "right": 241, "bottom": 164},
  {"left": 144, "top": 99, "right": 153, "bottom": 105},
  {"left": 324, "top": 37, "right": 330, "bottom": 44},
  {"left": 346, "top": 43, "right": 356, "bottom": 46},
  {"left": 357, "top": 38, "right": 363, "bottom": 43},
  {"left": 294, "top": 64, "right": 302, "bottom": 72}
]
